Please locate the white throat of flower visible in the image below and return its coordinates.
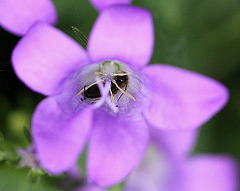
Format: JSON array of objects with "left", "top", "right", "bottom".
[{"left": 76, "top": 60, "right": 142, "bottom": 113}]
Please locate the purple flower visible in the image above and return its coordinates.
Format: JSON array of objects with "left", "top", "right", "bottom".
[
  {"left": 17, "top": 146, "right": 40, "bottom": 170},
  {"left": 124, "top": 128, "right": 239, "bottom": 191},
  {"left": 76, "top": 129, "right": 239, "bottom": 191},
  {"left": 89, "top": 0, "right": 132, "bottom": 11},
  {"left": 12, "top": 5, "right": 228, "bottom": 186},
  {"left": 0, "top": 0, "right": 57, "bottom": 36}
]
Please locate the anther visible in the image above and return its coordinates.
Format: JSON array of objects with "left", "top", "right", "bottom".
[
  {"left": 76, "top": 79, "right": 104, "bottom": 96},
  {"left": 112, "top": 72, "right": 131, "bottom": 76},
  {"left": 95, "top": 71, "right": 108, "bottom": 75},
  {"left": 109, "top": 86, "right": 115, "bottom": 103}
]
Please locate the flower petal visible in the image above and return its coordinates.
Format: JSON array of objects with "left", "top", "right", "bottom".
[
  {"left": 87, "top": 109, "right": 149, "bottom": 186},
  {"left": 76, "top": 184, "right": 106, "bottom": 191},
  {"left": 142, "top": 64, "right": 229, "bottom": 130},
  {"left": 89, "top": 0, "right": 132, "bottom": 11},
  {"left": 125, "top": 153, "right": 239, "bottom": 191},
  {"left": 179, "top": 155, "right": 239, "bottom": 191},
  {"left": 151, "top": 128, "right": 198, "bottom": 159},
  {"left": 32, "top": 97, "right": 93, "bottom": 174},
  {"left": 88, "top": 5, "right": 154, "bottom": 68},
  {"left": 0, "top": 0, "right": 57, "bottom": 36},
  {"left": 12, "top": 23, "right": 88, "bottom": 96},
  {"left": 124, "top": 145, "right": 174, "bottom": 191}
]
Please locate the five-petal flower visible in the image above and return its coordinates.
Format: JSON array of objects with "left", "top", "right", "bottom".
[{"left": 12, "top": 5, "right": 228, "bottom": 186}]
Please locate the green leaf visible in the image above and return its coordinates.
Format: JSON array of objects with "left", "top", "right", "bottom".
[{"left": 27, "top": 169, "right": 45, "bottom": 184}]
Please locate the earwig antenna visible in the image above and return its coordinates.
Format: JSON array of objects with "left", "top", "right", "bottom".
[
  {"left": 112, "top": 80, "right": 136, "bottom": 101},
  {"left": 76, "top": 79, "right": 104, "bottom": 96}
]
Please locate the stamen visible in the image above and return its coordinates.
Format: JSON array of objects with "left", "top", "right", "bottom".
[
  {"left": 112, "top": 80, "right": 136, "bottom": 101},
  {"left": 95, "top": 71, "right": 108, "bottom": 75},
  {"left": 109, "top": 86, "right": 115, "bottom": 103},
  {"left": 76, "top": 79, "right": 104, "bottom": 96},
  {"left": 112, "top": 72, "right": 131, "bottom": 76}
]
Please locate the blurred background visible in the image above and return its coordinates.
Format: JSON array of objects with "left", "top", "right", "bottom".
[{"left": 0, "top": 0, "right": 240, "bottom": 190}]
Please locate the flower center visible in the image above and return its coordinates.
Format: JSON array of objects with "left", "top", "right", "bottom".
[{"left": 76, "top": 60, "right": 145, "bottom": 113}]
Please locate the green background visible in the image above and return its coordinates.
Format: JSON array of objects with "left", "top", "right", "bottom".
[{"left": 0, "top": 0, "right": 240, "bottom": 190}]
